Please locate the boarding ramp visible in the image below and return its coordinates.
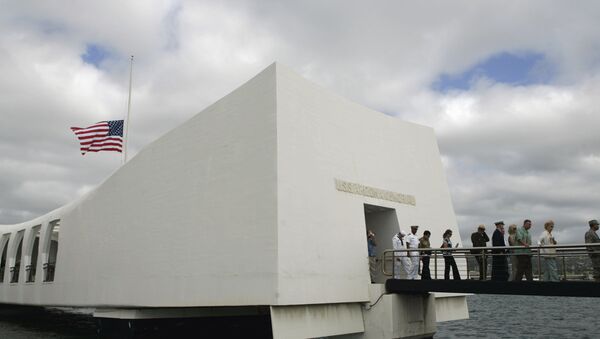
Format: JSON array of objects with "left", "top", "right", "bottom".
[{"left": 382, "top": 243, "right": 600, "bottom": 297}]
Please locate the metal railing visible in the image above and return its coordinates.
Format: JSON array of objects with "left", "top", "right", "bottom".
[{"left": 382, "top": 243, "right": 600, "bottom": 281}]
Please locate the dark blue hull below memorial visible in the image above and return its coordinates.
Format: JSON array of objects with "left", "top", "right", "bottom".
[{"left": 386, "top": 279, "right": 600, "bottom": 297}]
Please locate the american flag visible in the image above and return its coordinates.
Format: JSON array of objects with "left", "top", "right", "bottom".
[{"left": 70, "top": 120, "right": 124, "bottom": 155}]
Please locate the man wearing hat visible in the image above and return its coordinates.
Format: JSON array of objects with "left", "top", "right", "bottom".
[
  {"left": 392, "top": 230, "right": 411, "bottom": 279},
  {"left": 585, "top": 220, "right": 600, "bottom": 282},
  {"left": 470, "top": 224, "right": 489, "bottom": 280},
  {"left": 406, "top": 225, "right": 421, "bottom": 280},
  {"left": 491, "top": 221, "right": 509, "bottom": 281}
]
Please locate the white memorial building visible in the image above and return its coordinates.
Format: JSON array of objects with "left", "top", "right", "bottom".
[{"left": 0, "top": 63, "right": 468, "bottom": 338}]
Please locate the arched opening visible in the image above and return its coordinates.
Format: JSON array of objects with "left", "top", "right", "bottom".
[
  {"left": 26, "top": 225, "right": 41, "bottom": 283},
  {"left": 363, "top": 204, "right": 400, "bottom": 283},
  {"left": 0, "top": 234, "right": 9, "bottom": 283},
  {"left": 43, "top": 220, "right": 60, "bottom": 282},
  {"left": 10, "top": 230, "right": 25, "bottom": 283}
]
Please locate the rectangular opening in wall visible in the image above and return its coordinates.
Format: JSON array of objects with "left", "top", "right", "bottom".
[
  {"left": 0, "top": 234, "right": 10, "bottom": 283},
  {"left": 26, "top": 225, "right": 41, "bottom": 283},
  {"left": 43, "top": 220, "right": 60, "bottom": 282},
  {"left": 10, "top": 230, "right": 25, "bottom": 283},
  {"left": 363, "top": 204, "right": 399, "bottom": 283}
]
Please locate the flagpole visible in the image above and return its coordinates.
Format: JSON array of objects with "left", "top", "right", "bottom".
[{"left": 123, "top": 55, "right": 134, "bottom": 164}]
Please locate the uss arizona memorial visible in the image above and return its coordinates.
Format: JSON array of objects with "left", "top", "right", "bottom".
[{"left": 0, "top": 63, "right": 468, "bottom": 338}]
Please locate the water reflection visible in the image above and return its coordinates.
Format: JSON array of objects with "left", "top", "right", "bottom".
[{"left": 0, "top": 306, "right": 272, "bottom": 338}]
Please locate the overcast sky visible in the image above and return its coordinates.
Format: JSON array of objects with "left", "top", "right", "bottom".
[{"left": 1, "top": 1, "right": 599, "bottom": 244}]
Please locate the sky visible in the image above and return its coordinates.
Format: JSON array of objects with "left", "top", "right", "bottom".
[{"left": 1, "top": 1, "right": 599, "bottom": 245}]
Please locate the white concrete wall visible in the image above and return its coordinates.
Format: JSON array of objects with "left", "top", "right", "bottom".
[
  {"left": 275, "top": 63, "right": 462, "bottom": 305},
  {"left": 0, "top": 207, "right": 68, "bottom": 304},
  {"left": 0, "top": 64, "right": 280, "bottom": 307},
  {"left": 433, "top": 293, "right": 470, "bottom": 322},
  {"left": 0, "top": 63, "right": 463, "bottom": 311},
  {"left": 270, "top": 303, "right": 364, "bottom": 339}
]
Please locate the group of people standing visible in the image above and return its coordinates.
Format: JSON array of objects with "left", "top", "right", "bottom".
[
  {"left": 367, "top": 218, "right": 600, "bottom": 283},
  {"left": 471, "top": 220, "right": 540, "bottom": 281},
  {"left": 472, "top": 219, "right": 600, "bottom": 282},
  {"left": 390, "top": 226, "right": 461, "bottom": 280},
  {"left": 392, "top": 226, "right": 422, "bottom": 280},
  {"left": 367, "top": 219, "right": 600, "bottom": 282}
]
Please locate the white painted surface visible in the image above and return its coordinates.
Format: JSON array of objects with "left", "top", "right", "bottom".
[
  {"left": 434, "top": 293, "right": 470, "bottom": 322},
  {"left": 0, "top": 63, "right": 465, "bottom": 325},
  {"left": 1, "top": 65, "right": 279, "bottom": 307},
  {"left": 270, "top": 303, "right": 364, "bottom": 339},
  {"left": 343, "top": 284, "right": 437, "bottom": 339},
  {"left": 275, "top": 64, "right": 462, "bottom": 304}
]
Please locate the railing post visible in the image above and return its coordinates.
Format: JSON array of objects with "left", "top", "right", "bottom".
[
  {"left": 466, "top": 252, "right": 470, "bottom": 280},
  {"left": 483, "top": 250, "right": 487, "bottom": 280},
  {"left": 537, "top": 248, "right": 542, "bottom": 281},
  {"left": 434, "top": 251, "right": 438, "bottom": 280},
  {"left": 562, "top": 254, "right": 567, "bottom": 281},
  {"left": 392, "top": 251, "right": 395, "bottom": 279}
]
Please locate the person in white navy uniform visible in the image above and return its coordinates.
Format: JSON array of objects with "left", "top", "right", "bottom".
[
  {"left": 392, "top": 231, "right": 411, "bottom": 279},
  {"left": 406, "top": 225, "right": 421, "bottom": 279}
]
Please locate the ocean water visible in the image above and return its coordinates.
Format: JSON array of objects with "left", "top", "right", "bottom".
[
  {"left": 0, "top": 307, "right": 96, "bottom": 339},
  {"left": 1, "top": 295, "right": 599, "bottom": 338},
  {"left": 436, "top": 294, "right": 600, "bottom": 338},
  {"left": 0, "top": 307, "right": 271, "bottom": 338}
]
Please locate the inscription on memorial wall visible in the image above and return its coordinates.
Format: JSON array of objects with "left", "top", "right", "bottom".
[{"left": 334, "top": 179, "right": 416, "bottom": 206}]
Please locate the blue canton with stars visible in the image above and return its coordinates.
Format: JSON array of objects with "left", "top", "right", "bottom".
[{"left": 107, "top": 120, "right": 124, "bottom": 137}]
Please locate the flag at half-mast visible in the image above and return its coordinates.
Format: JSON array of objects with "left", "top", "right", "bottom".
[{"left": 70, "top": 120, "right": 124, "bottom": 155}]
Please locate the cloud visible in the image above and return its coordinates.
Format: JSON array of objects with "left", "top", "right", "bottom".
[
  {"left": 1, "top": 1, "right": 599, "bottom": 246},
  {"left": 435, "top": 77, "right": 600, "bottom": 243}
]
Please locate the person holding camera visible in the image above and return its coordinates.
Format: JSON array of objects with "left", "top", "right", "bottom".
[
  {"left": 367, "top": 230, "right": 378, "bottom": 282},
  {"left": 470, "top": 224, "right": 489, "bottom": 280}
]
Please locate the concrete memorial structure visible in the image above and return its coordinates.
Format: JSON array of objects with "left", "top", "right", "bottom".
[{"left": 0, "top": 63, "right": 468, "bottom": 338}]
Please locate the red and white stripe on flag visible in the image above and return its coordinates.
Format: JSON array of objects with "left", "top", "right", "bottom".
[{"left": 70, "top": 120, "right": 124, "bottom": 155}]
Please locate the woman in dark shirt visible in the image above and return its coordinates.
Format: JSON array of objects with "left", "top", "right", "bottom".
[{"left": 442, "top": 229, "right": 461, "bottom": 280}]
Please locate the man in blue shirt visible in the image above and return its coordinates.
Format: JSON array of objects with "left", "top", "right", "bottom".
[{"left": 367, "top": 230, "right": 378, "bottom": 282}]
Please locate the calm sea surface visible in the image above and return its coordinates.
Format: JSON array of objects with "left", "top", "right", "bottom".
[
  {"left": 436, "top": 294, "right": 600, "bottom": 338},
  {"left": 1, "top": 294, "right": 599, "bottom": 338}
]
